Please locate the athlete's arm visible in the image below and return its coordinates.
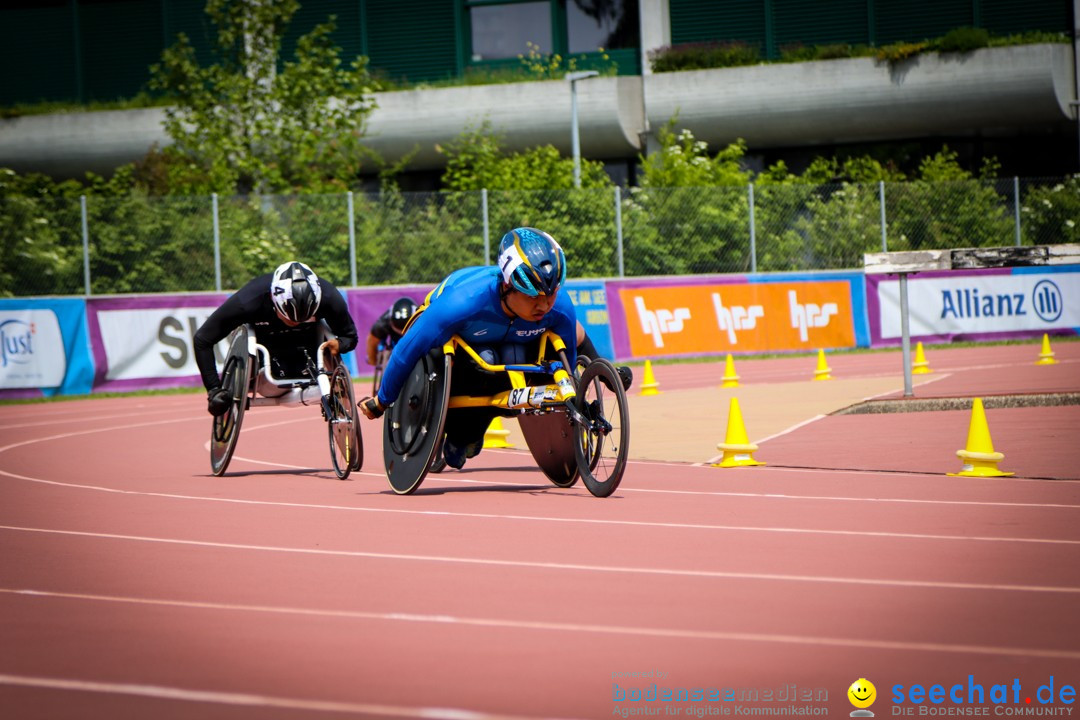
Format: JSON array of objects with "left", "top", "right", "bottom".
[
  {"left": 375, "top": 297, "right": 461, "bottom": 407},
  {"left": 318, "top": 281, "right": 358, "bottom": 355}
]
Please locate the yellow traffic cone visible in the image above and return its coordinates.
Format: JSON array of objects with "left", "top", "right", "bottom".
[
  {"left": 482, "top": 417, "right": 514, "bottom": 449},
  {"left": 947, "top": 398, "right": 1013, "bottom": 477},
  {"left": 912, "top": 341, "right": 932, "bottom": 374},
  {"left": 640, "top": 360, "right": 661, "bottom": 396},
  {"left": 712, "top": 397, "right": 765, "bottom": 468},
  {"left": 1036, "top": 334, "right": 1058, "bottom": 365},
  {"left": 720, "top": 354, "right": 740, "bottom": 388},
  {"left": 812, "top": 349, "right": 832, "bottom": 381}
]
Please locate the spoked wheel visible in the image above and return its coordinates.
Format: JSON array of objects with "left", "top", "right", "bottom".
[
  {"left": 372, "top": 349, "right": 390, "bottom": 396},
  {"left": 211, "top": 327, "right": 253, "bottom": 476},
  {"left": 327, "top": 364, "right": 363, "bottom": 479},
  {"left": 572, "top": 358, "right": 630, "bottom": 498},
  {"left": 383, "top": 350, "right": 451, "bottom": 494}
]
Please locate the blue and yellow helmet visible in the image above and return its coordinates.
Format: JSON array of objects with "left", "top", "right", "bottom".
[{"left": 497, "top": 227, "right": 566, "bottom": 297}]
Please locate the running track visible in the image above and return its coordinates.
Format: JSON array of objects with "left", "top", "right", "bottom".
[{"left": 1, "top": 342, "right": 1079, "bottom": 719}]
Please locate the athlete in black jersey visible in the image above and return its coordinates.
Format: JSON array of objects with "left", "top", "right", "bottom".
[{"left": 193, "top": 261, "right": 359, "bottom": 416}]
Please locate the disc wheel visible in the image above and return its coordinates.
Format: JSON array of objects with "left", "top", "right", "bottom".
[
  {"left": 210, "top": 328, "right": 252, "bottom": 476},
  {"left": 327, "top": 364, "right": 363, "bottom": 479},
  {"left": 573, "top": 358, "right": 630, "bottom": 498},
  {"left": 382, "top": 350, "right": 451, "bottom": 494}
]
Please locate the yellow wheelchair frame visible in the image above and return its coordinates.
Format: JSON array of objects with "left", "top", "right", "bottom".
[{"left": 380, "top": 330, "right": 629, "bottom": 498}]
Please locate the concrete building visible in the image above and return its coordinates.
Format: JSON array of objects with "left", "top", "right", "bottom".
[{"left": 0, "top": 0, "right": 1075, "bottom": 182}]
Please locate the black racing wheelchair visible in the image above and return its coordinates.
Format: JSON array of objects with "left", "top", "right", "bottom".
[
  {"left": 210, "top": 323, "right": 363, "bottom": 479},
  {"left": 380, "top": 331, "right": 629, "bottom": 498}
]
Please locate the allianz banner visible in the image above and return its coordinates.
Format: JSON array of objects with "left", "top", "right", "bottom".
[
  {"left": 607, "top": 272, "right": 868, "bottom": 359},
  {"left": 867, "top": 266, "right": 1080, "bottom": 345},
  {"left": 0, "top": 298, "right": 94, "bottom": 399}
]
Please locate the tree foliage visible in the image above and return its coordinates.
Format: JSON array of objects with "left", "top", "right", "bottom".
[{"left": 148, "top": 0, "right": 378, "bottom": 194}]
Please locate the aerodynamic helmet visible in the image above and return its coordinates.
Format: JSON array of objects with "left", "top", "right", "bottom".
[
  {"left": 389, "top": 296, "right": 417, "bottom": 334},
  {"left": 270, "top": 261, "right": 322, "bottom": 324},
  {"left": 497, "top": 227, "right": 566, "bottom": 297}
]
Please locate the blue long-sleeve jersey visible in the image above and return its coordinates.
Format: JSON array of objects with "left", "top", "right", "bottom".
[{"left": 376, "top": 266, "right": 577, "bottom": 406}]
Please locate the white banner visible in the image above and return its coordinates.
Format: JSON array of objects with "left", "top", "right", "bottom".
[
  {"left": 97, "top": 306, "right": 223, "bottom": 381},
  {"left": 878, "top": 271, "right": 1079, "bottom": 338},
  {"left": 0, "top": 310, "right": 66, "bottom": 388}
]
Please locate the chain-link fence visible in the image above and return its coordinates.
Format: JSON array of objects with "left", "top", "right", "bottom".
[{"left": 2, "top": 177, "right": 1077, "bottom": 297}]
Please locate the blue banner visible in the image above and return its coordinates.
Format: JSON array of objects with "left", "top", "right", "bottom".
[{"left": 0, "top": 297, "right": 94, "bottom": 398}]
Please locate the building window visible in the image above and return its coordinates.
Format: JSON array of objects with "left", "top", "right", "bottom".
[
  {"left": 469, "top": 1, "right": 552, "bottom": 61},
  {"left": 467, "top": 0, "right": 637, "bottom": 62},
  {"left": 567, "top": 0, "right": 638, "bottom": 53}
]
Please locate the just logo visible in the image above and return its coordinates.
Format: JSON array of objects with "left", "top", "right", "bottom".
[
  {"left": 634, "top": 297, "right": 691, "bottom": 349},
  {"left": 711, "top": 292, "right": 764, "bottom": 345},
  {"left": 789, "top": 290, "right": 837, "bottom": 342}
]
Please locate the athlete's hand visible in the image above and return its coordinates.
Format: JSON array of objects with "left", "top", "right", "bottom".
[
  {"left": 207, "top": 387, "right": 232, "bottom": 416},
  {"left": 360, "top": 396, "right": 384, "bottom": 419}
]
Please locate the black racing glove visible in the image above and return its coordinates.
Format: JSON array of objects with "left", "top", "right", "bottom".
[
  {"left": 360, "top": 396, "right": 385, "bottom": 419},
  {"left": 207, "top": 386, "right": 232, "bottom": 416},
  {"left": 617, "top": 365, "right": 633, "bottom": 391}
]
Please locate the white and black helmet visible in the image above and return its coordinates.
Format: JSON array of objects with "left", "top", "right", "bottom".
[{"left": 270, "top": 261, "right": 322, "bottom": 324}]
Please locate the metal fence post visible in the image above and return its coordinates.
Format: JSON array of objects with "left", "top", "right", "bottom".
[
  {"left": 1013, "top": 177, "right": 1021, "bottom": 247},
  {"left": 80, "top": 195, "right": 90, "bottom": 296},
  {"left": 212, "top": 193, "right": 221, "bottom": 292},
  {"left": 347, "top": 191, "right": 357, "bottom": 286},
  {"left": 482, "top": 189, "right": 490, "bottom": 264},
  {"left": 748, "top": 184, "right": 757, "bottom": 273},
  {"left": 879, "top": 181, "right": 888, "bottom": 251},
  {"left": 615, "top": 186, "right": 625, "bottom": 277}
]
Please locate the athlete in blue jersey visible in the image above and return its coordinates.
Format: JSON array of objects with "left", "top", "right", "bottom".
[{"left": 359, "top": 227, "right": 578, "bottom": 469}]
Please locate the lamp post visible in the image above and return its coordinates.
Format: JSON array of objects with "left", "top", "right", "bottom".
[{"left": 566, "top": 70, "right": 599, "bottom": 188}]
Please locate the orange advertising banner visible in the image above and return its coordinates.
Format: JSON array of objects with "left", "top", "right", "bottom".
[{"left": 620, "top": 281, "right": 856, "bottom": 357}]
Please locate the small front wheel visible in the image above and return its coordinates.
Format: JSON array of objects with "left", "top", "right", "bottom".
[
  {"left": 327, "top": 364, "right": 363, "bottom": 479},
  {"left": 572, "top": 358, "right": 630, "bottom": 498}
]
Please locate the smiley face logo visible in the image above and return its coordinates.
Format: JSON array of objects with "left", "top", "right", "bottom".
[{"left": 848, "top": 678, "right": 877, "bottom": 709}]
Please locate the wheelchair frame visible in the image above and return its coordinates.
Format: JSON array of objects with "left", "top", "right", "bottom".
[
  {"left": 380, "top": 331, "right": 629, "bottom": 497},
  {"left": 210, "top": 323, "right": 363, "bottom": 479}
]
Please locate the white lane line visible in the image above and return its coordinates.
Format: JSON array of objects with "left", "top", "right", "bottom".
[
  {"left": 3, "top": 527, "right": 1079, "bottom": 594},
  {"left": 4, "top": 588, "right": 1080, "bottom": 659},
  {"left": 3, "top": 468, "right": 1079, "bottom": 544},
  {"left": 421, "top": 475, "right": 1080, "bottom": 509},
  {"left": 0, "top": 672, "right": 564, "bottom": 720}
]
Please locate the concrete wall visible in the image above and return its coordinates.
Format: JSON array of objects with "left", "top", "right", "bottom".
[{"left": 0, "top": 44, "right": 1074, "bottom": 178}]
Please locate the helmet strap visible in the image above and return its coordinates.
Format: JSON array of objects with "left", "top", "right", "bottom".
[{"left": 498, "top": 282, "right": 519, "bottom": 321}]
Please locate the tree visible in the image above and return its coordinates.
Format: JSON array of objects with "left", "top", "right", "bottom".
[{"left": 149, "top": 0, "right": 378, "bottom": 194}]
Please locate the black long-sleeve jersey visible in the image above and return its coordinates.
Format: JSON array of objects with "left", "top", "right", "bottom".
[{"left": 193, "top": 273, "right": 358, "bottom": 391}]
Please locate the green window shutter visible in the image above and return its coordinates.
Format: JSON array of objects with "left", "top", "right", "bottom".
[
  {"left": 980, "top": 0, "right": 1070, "bottom": 35},
  {"left": 80, "top": 0, "right": 164, "bottom": 102},
  {"left": 670, "top": 0, "right": 766, "bottom": 52},
  {"left": 874, "top": 0, "right": 972, "bottom": 44},
  {"left": 281, "top": 0, "right": 365, "bottom": 68},
  {"left": 163, "top": 0, "right": 216, "bottom": 67},
  {"left": 366, "top": 0, "right": 458, "bottom": 83},
  {"left": 773, "top": 0, "right": 870, "bottom": 48},
  {"left": 0, "top": 2, "right": 80, "bottom": 104}
]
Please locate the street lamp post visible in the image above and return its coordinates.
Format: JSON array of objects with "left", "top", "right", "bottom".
[{"left": 566, "top": 70, "right": 599, "bottom": 188}]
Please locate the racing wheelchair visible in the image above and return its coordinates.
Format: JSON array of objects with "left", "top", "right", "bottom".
[
  {"left": 210, "top": 323, "right": 363, "bottom": 479},
  {"left": 371, "top": 347, "right": 391, "bottom": 396},
  {"left": 380, "top": 331, "right": 629, "bottom": 498}
]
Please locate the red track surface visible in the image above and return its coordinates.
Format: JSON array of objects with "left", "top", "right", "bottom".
[{"left": 1, "top": 342, "right": 1079, "bottom": 719}]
